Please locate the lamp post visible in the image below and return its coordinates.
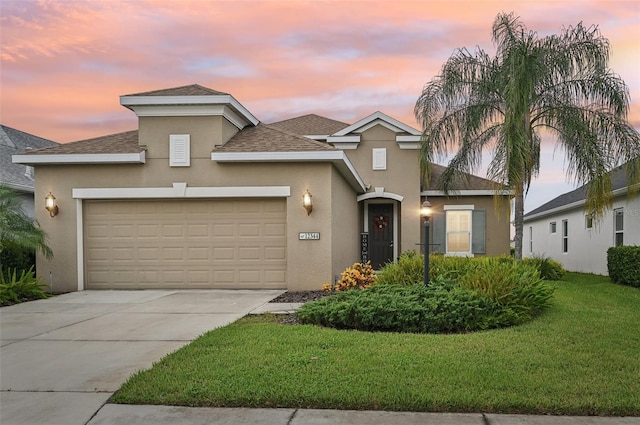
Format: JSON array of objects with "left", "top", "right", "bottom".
[{"left": 421, "top": 200, "right": 432, "bottom": 286}]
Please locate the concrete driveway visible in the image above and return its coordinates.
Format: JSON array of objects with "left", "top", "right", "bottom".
[{"left": 0, "top": 289, "right": 282, "bottom": 425}]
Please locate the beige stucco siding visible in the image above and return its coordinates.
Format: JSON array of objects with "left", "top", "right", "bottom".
[
  {"left": 427, "top": 195, "right": 511, "bottom": 256},
  {"left": 344, "top": 125, "right": 422, "bottom": 257},
  {"left": 33, "top": 160, "right": 353, "bottom": 292},
  {"left": 330, "top": 165, "right": 360, "bottom": 283}
]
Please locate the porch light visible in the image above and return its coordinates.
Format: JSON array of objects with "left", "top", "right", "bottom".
[
  {"left": 302, "top": 189, "right": 313, "bottom": 215},
  {"left": 421, "top": 200, "right": 432, "bottom": 286},
  {"left": 45, "top": 192, "right": 59, "bottom": 217}
]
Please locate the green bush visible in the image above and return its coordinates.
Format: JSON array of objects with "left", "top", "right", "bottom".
[
  {"left": 298, "top": 279, "right": 509, "bottom": 333},
  {"left": 0, "top": 266, "right": 50, "bottom": 305},
  {"left": 457, "top": 258, "right": 555, "bottom": 318},
  {"left": 607, "top": 246, "right": 640, "bottom": 288},
  {"left": 522, "top": 255, "right": 565, "bottom": 280},
  {"left": 0, "top": 249, "right": 36, "bottom": 280},
  {"left": 375, "top": 251, "right": 424, "bottom": 286}
]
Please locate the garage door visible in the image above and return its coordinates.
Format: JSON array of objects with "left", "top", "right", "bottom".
[{"left": 84, "top": 199, "right": 287, "bottom": 289}]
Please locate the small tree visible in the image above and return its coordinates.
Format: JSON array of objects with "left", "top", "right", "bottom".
[{"left": 0, "top": 185, "right": 52, "bottom": 260}]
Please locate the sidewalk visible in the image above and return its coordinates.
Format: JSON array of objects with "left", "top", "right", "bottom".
[{"left": 87, "top": 405, "right": 640, "bottom": 425}]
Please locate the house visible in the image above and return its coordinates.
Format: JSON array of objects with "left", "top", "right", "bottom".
[
  {"left": 12, "top": 84, "right": 512, "bottom": 292},
  {"left": 0, "top": 125, "right": 58, "bottom": 217},
  {"left": 523, "top": 162, "right": 640, "bottom": 275}
]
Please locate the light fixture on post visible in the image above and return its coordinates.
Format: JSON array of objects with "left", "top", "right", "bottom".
[
  {"left": 44, "top": 192, "right": 59, "bottom": 217},
  {"left": 302, "top": 189, "right": 313, "bottom": 215},
  {"left": 420, "top": 200, "right": 433, "bottom": 286}
]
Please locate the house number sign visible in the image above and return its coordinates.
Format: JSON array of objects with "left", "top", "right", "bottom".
[{"left": 299, "top": 232, "right": 320, "bottom": 240}]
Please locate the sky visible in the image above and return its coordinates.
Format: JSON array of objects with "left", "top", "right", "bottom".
[{"left": 1, "top": 0, "right": 639, "bottom": 213}]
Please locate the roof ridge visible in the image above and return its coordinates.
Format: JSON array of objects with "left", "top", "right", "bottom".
[{"left": 123, "top": 84, "right": 229, "bottom": 97}]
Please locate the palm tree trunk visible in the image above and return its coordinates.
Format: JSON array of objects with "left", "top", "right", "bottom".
[{"left": 514, "top": 185, "right": 524, "bottom": 260}]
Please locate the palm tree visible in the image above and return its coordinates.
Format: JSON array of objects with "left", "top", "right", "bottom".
[
  {"left": 0, "top": 185, "right": 52, "bottom": 259},
  {"left": 415, "top": 12, "right": 640, "bottom": 259}
]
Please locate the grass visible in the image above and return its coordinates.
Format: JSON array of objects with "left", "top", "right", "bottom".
[{"left": 110, "top": 273, "right": 640, "bottom": 415}]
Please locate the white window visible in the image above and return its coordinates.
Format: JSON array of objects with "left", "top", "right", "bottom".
[
  {"left": 614, "top": 208, "right": 624, "bottom": 246},
  {"left": 550, "top": 222, "right": 556, "bottom": 233},
  {"left": 585, "top": 214, "right": 593, "bottom": 229},
  {"left": 562, "top": 219, "right": 568, "bottom": 253},
  {"left": 170, "top": 134, "right": 190, "bottom": 167},
  {"left": 446, "top": 210, "right": 472, "bottom": 255},
  {"left": 529, "top": 226, "right": 533, "bottom": 253},
  {"left": 372, "top": 148, "right": 387, "bottom": 170}
]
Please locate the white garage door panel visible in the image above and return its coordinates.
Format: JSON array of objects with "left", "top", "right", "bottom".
[{"left": 84, "top": 199, "right": 286, "bottom": 289}]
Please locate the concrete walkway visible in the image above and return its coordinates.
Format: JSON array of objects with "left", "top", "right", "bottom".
[
  {"left": 1, "top": 293, "right": 638, "bottom": 425},
  {"left": 0, "top": 289, "right": 283, "bottom": 425}
]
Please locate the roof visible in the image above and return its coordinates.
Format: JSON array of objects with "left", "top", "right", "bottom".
[
  {"left": 215, "top": 124, "right": 338, "bottom": 152},
  {"left": 18, "top": 130, "right": 141, "bottom": 155},
  {"left": 524, "top": 163, "right": 635, "bottom": 219},
  {"left": 424, "top": 163, "right": 509, "bottom": 192},
  {"left": 269, "top": 114, "right": 350, "bottom": 136},
  {"left": 123, "top": 84, "right": 229, "bottom": 97},
  {"left": 0, "top": 125, "right": 58, "bottom": 192}
]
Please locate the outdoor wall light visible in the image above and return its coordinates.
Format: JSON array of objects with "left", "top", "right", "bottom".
[
  {"left": 421, "top": 200, "right": 432, "bottom": 286},
  {"left": 302, "top": 189, "right": 313, "bottom": 215},
  {"left": 44, "top": 192, "right": 59, "bottom": 217}
]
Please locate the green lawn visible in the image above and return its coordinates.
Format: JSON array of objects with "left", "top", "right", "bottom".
[{"left": 111, "top": 273, "right": 640, "bottom": 415}]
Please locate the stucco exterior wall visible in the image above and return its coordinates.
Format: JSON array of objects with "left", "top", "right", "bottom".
[
  {"left": 330, "top": 165, "right": 360, "bottom": 283},
  {"left": 33, "top": 159, "right": 354, "bottom": 292},
  {"left": 426, "top": 195, "right": 511, "bottom": 257},
  {"left": 344, "top": 125, "right": 422, "bottom": 256},
  {"left": 524, "top": 194, "right": 640, "bottom": 275}
]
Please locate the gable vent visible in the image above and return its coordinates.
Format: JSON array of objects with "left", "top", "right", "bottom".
[{"left": 170, "top": 134, "right": 190, "bottom": 167}]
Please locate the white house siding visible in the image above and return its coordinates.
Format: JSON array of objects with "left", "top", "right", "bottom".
[{"left": 524, "top": 195, "right": 640, "bottom": 275}]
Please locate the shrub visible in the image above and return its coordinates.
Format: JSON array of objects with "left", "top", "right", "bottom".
[
  {"left": 522, "top": 255, "right": 565, "bottom": 280},
  {"left": 0, "top": 266, "right": 50, "bottom": 305},
  {"left": 323, "top": 262, "right": 376, "bottom": 292},
  {"left": 376, "top": 251, "right": 424, "bottom": 286},
  {"left": 298, "top": 279, "right": 511, "bottom": 333},
  {"left": 607, "top": 246, "right": 640, "bottom": 288},
  {"left": 0, "top": 248, "right": 35, "bottom": 281},
  {"left": 457, "top": 258, "right": 555, "bottom": 318}
]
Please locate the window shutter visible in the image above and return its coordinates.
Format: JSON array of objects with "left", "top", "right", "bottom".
[
  {"left": 170, "top": 134, "right": 190, "bottom": 167},
  {"left": 431, "top": 213, "right": 445, "bottom": 254},
  {"left": 472, "top": 210, "right": 486, "bottom": 254},
  {"left": 372, "top": 148, "right": 387, "bottom": 170}
]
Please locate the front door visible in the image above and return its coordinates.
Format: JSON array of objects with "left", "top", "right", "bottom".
[{"left": 368, "top": 203, "right": 394, "bottom": 269}]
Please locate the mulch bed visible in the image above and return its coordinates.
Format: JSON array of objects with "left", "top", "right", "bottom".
[{"left": 268, "top": 290, "right": 333, "bottom": 325}]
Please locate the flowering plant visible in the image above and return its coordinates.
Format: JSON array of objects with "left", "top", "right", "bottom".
[{"left": 322, "top": 261, "right": 376, "bottom": 292}]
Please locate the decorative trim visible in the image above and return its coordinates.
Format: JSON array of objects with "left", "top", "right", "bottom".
[
  {"left": 76, "top": 199, "right": 84, "bottom": 291},
  {"left": 120, "top": 94, "right": 259, "bottom": 127},
  {"left": 357, "top": 191, "right": 404, "bottom": 202},
  {"left": 444, "top": 204, "right": 475, "bottom": 210},
  {"left": 211, "top": 151, "right": 366, "bottom": 192},
  {"left": 333, "top": 111, "right": 421, "bottom": 137},
  {"left": 12, "top": 151, "right": 146, "bottom": 165},
  {"left": 421, "top": 189, "right": 514, "bottom": 197},
  {"left": 397, "top": 142, "right": 420, "bottom": 150},
  {"left": 72, "top": 183, "right": 291, "bottom": 199}
]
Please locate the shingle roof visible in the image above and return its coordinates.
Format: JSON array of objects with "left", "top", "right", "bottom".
[
  {"left": 20, "top": 130, "right": 141, "bottom": 155},
  {"left": 215, "top": 124, "right": 338, "bottom": 152},
  {"left": 524, "top": 163, "right": 635, "bottom": 218},
  {"left": 269, "top": 114, "right": 350, "bottom": 136},
  {"left": 123, "top": 84, "right": 229, "bottom": 97},
  {"left": 424, "top": 163, "right": 507, "bottom": 191},
  {"left": 0, "top": 125, "right": 58, "bottom": 191}
]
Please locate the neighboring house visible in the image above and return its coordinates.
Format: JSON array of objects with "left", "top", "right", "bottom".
[
  {"left": 13, "top": 84, "right": 512, "bottom": 292},
  {"left": 523, "top": 162, "right": 640, "bottom": 275},
  {"left": 0, "top": 125, "right": 58, "bottom": 217}
]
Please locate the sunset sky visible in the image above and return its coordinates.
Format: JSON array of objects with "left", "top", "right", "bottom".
[{"left": 1, "top": 0, "right": 639, "bottom": 212}]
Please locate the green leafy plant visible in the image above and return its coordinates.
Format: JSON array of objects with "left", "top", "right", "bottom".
[
  {"left": 522, "top": 255, "right": 565, "bottom": 280},
  {"left": 607, "top": 245, "right": 640, "bottom": 287},
  {"left": 0, "top": 266, "right": 50, "bottom": 305},
  {"left": 375, "top": 251, "right": 424, "bottom": 286}
]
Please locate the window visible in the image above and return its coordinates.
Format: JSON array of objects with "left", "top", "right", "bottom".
[
  {"left": 614, "top": 208, "right": 624, "bottom": 246},
  {"left": 585, "top": 214, "right": 593, "bottom": 229},
  {"left": 446, "top": 210, "right": 472, "bottom": 255},
  {"left": 562, "top": 219, "right": 568, "bottom": 253},
  {"left": 529, "top": 226, "right": 533, "bottom": 253},
  {"left": 550, "top": 222, "right": 556, "bottom": 233}
]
